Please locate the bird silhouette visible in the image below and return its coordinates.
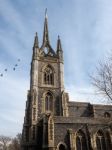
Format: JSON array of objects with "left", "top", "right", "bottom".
[
  {"left": 0, "top": 58, "right": 21, "bottom": 78},
  {"left": 0, "top": 74, "right": 3, "bottom": 77},
  {"left": 4, "top": 69, "right": 7, "bottom": 72},
  {"left": 15, "top": 64, "right": 18, "bottom": 67}
]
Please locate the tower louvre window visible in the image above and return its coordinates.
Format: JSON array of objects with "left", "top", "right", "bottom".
[
  {"left": 44, "top": 66, "right": 54, "bottom": 85},
  {"left": 45, "top": 92, "right": 53, "bottom": 112}
]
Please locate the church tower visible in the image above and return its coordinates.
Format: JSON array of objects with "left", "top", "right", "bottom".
[
  {"left": 30, "top": 9, "right": 64, "bottom": 116},
  {"left": 22, "top": 10, "right": 112, "bottom": 150},
  {"left": 22, "top": 10, "right": 68, "bottom": 150}
]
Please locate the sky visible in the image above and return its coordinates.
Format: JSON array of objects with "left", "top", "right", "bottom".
[{"left": 0, "top": 0, "right": 112, "bottom": 136}]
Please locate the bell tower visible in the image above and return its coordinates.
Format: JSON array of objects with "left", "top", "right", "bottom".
[
  {"left": 22, "top": 10, "right": 67, "bottom": 150},
  {"left": 30, "top": 9, "right": 64, "bottom": 117}
]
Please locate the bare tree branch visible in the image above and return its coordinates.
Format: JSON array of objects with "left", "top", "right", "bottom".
[
  {"left": 90, "top": 55, "right": 112, "bottom": 102},
  {"left": 8, "top": 133, "right": 22, "bottom": 150},
  {"left": 0, "top": 135, "right": 11, "bottom": 150}
]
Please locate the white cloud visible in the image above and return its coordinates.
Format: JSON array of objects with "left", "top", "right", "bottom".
[{"left": 66, "top": 84, "right": 109, "bottom": 105}]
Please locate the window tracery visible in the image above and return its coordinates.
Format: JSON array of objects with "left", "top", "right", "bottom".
[
  {"left": 43, "top": 65, "right": 54, "bottom": 85},
  {"left": 76, "top": 130, "right": 87, "bottom": 150},
  {"left": 96, "top": 130, "right": 106, "bottom": 150}
]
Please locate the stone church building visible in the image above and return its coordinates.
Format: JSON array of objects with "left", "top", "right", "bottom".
[{"left": 22, "top": 11, "right": 112, "bottom": 150}]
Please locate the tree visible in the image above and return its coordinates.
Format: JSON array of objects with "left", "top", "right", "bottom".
[
  {"left": 8, "top": 133, "right": 22, "bottom": 150},
  {"left": 90, "top": 54, "right": 112, "bottom": 103},
  {"left": 0, "top": 135, "right": 11, "bottom": 150}
]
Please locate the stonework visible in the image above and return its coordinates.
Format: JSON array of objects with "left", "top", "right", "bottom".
[{"left": 22, "top": 11, "right": 112, "bottom": 150}]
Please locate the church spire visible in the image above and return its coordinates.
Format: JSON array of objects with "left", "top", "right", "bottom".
[
  {"left": 33, "top": 32, "right": 39, "bottom": 48},
  {"left": 42, "top": 8, "right": 50, "bottom": 47}
]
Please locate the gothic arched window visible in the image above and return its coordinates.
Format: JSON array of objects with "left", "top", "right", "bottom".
[
  {"left": 104, "top": 112, "right": 111, "bottom": 118},
  {"left": 44, "top": 65, "right": 54, "bottom": 85},
  {"left": 45, "top": 92, "right": 53, "bottom": 112},
  {"left": 96, "top": 130, "right": 106, "bottom": 150},
  {"left": 76, "top": 130, "right": 88, "bottom": 150}
]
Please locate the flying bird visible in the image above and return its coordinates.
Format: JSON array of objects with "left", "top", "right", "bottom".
[
  {"left": 15, "top": 64, "right": 18, "bottom": 67},
  {"left": 0, "top": 74, "right": 3, "bottom": 77},
  {"left": 0, "top": 58, "right": 21, "bottom": 78},
  {"left": 4, "top": 69, "right": 7, "bottom": 72}
]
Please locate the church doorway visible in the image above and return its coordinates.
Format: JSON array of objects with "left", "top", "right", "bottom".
[{"left": 58, "top": 143, "right": 67, "bottom": 150}]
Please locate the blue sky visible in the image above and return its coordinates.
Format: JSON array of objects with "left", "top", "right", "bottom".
[{"left": 0, "top": 0, "right": 112, "bottom": 136}]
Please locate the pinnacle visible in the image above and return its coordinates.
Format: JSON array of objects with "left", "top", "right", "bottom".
[
  {"left": 33, "top": 32, "right": 39, "bottom": 48},
  {"left": 57, "top": 35, "right": 62, "bottom": 52}
]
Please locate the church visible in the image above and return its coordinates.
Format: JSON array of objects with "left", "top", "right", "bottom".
[{"left": 22, "top": 11, "right": 112, "bottom": 150}]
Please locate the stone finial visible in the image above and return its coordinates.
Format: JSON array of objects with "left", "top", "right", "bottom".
[
  {"left": 33, "top": 32, "right": 39, "bottom": 48},
  {"left": 57, "top": 35, "right": 62, "bottom": 52}
]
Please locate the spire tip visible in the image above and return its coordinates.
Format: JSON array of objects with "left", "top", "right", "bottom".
[{"left": 45, "top": 8, "right": 48, "bottom": 18}]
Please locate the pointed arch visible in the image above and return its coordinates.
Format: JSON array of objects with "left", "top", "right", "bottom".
[
  {"left": 96, "top": 130, "right": 106, "bottom": 150},
  {"left": 104, "top": 112, "right": 111, "bottom": 118},
  {"left": 57, "top": 142, "right": 67, "bottom": 150},
  {"left": 42, "top": 64, "right": 54, "bottom": 85},
  {"left": 44, "top": 91, "right": 54, "bottom": 113},
  {"left": 76, "top": 130, "right": 88, "bottom": 150}
]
